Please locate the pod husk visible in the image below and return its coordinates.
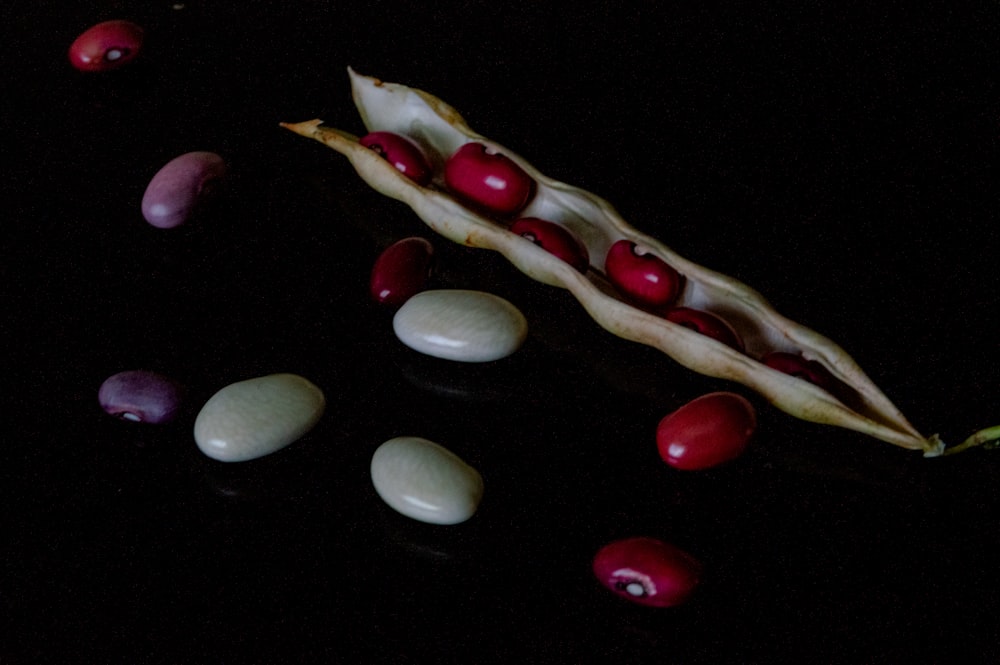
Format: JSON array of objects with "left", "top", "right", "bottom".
[{"left": 282, "top": 68, "right": 942, "bottom": 456}]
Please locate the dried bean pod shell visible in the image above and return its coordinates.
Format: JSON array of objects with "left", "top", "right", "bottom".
[{"left": 281, "top": 69, "right": 940, "bottom": 455}]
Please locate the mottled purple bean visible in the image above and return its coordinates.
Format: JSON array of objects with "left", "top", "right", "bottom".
[
  {"left": 98, "top": 370, "right": 185, "bottom": 424},
  {"left": 141, "top": 151, "right": 227, "bottom": 229}
]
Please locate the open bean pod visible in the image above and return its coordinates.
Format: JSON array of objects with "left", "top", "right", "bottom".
[{"left": 283, "top": 68, "right": 949, "bottom": 455}]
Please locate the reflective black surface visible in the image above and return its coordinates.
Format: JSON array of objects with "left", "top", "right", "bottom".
[{"left": 6, "top": 2, "right": 1000, "bottom": 663}]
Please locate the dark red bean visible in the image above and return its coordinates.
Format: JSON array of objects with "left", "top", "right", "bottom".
[
  {"left": 141, "top": 152, "right": 227, "bottom": 229},
  {"left": 665, "top": 307, "right": 744, "bottom": 352},
  {"left": 98, "top": 370, "right": 184, "bottom": 424},
  {"left": 370, "top": 237, "right": 435, "bottom": 306},
  {"left": 68, "top": 20, "right": 144, "bottom": 73},
  {"left": 359, "top": 132, "right": 433, "bottom": 186},
  {"left": 761, "top": 351, "right": 841, "bottom": 395},
  {"left": 444, "top": 142, "right": 535, "bottom": 216},
  {"left": 656, "top": 392, "right": 756, "bottom": 470},
  {"left": 509, "top": 217, "right": 589, "bottom": 273},
  {"left": 593, "top": 537, "right": 702, "bottom": 608},
  {"left": 604, "top": 240, "right": 684, "bottom": 309}
]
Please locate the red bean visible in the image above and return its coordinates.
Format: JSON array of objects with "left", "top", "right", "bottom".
[
  {"left": 665, "top": 307, "right": 744, "bottom": 352},
  {"left": 656, "top": 392, "right": 756, "bottom": 470},
  {"left": 592, "top": 536, "right": 702, "bottom": 608},
  {"left": 141, "top": 152, "right": 227, "bottom": 229},
  {"left": 509, "top": 217, "right": 589, "bottom": 273},
  {"left": 761, "top": 351, "right": 841, "bottom": 396},
  {"left": 444, "top": 142, "right": 534, "bottom": 216},
  {"left": 370, "top": 237, "right": 435, "bottom": 306},
  {"left": 98, "top": 370, "right": 184, "bottom": 424},
  {"left": 359, "top": 132, "right": 433, "bottom": 186},
  {"left": 68, "top": 20, "right": 144, "bottom": 73},
  {"left": 604, "top": 240, "right": 684, "bottom": 309}
]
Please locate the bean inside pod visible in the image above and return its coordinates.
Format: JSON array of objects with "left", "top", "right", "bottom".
[{"left": 280, "top": 68, "right": 1000, "bottom": 456}]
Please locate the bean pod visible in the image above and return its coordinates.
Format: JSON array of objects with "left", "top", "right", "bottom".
[{"left": 280, "top": 68, "right": 997, "bottom": 456}]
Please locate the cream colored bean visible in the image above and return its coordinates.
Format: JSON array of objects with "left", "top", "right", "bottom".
[
  {"left": 393, "top": 289, "right": 527, "bottom": 362},
  {"left": 194, "top": 373, "right": 325, "bottom": 462},
  {"left": 370, "top": 436, "right": 484, "bottom": 525}
]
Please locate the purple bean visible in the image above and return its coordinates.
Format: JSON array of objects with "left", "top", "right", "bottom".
[
  {"left": 141, "top": 151, "right": 227, "bottom": 229},
  {"left": 98, "top": 370, "right": 185, "bottom": 424}
]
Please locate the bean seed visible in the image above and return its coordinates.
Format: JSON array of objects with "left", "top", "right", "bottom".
[
  {"left": 370, "top": 436, "right": 484, "bottom": 525},
  {"left": 141, "top": 151, "right": 227, "bottom": 229},
  {"left": 68, "top": 20, "right": 144, "bottom": 73},
  {"left": 392, "top": 289, "right": 528, "bottom": 363},
  {"left": 193, "top": 373, "right": 325, "bottom": 462}
]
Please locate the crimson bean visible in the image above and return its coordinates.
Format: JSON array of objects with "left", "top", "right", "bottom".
[
  {"left": 604, "top": 240, "right": 684, "bottom": 309},
  {"left": 68, "top": 20, "right": 144, "bottom": 72},
  {"left": 444, "top": 142, "right": 534, "bottom": 216},
  {"left": 592, "top": 537, "right": 702, "bottom": 608},
  {"left": 762, "top": 351, "right": 841, "bottom": 396},
  {"left": 509, "top": 217, "right": 589, "bottom": 273},
  {"left": 370, "top": 237, "right": 435, "bottom": 306},
  {"left": 665, "top": 307, "right": 744, "bottom": 352},
  {"left": 359, "top": 132, "right": 433, "bottom": 186},
  {"left": 656, "top": 392, "right": 756, "bottom": 470}
]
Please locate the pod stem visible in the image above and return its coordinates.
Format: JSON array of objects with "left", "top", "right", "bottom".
[{"left": 939, "top": 425, "right": 1000, "bottom": 456}]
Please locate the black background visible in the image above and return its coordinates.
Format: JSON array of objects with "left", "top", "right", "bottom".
[{"left": 5, "top": 2, "right": 1000, "bottom": 663}]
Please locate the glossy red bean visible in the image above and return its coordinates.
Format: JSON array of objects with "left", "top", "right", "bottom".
[
  {"left": 370, "top": 237, "right": 435, "bottom": 306},
  {"left": 141, "top": 151, "right": 227, "bottom": 229},
  {"left": 665, "top": 307, "right": 744, "bottom": 352},
  {"left": 68, "top": 20, "right": 144, "bottom": 72},
  {"left": 604, "top": 240, "right": 684, "bottom": 308},
  {"left": 98, "top": 370, "right": 184, "bottom": 424},
  {"left": 593, "top": 537, "right": 702, "bottom": 608},
  {"left": 656, "top": 392, "right": 756, "bottom": 470},
  {"left": 359, "top": 132, "right": 433, "bottom": 186},
  {"left": 509, "top": 217, "right": 589, "bottom": 273},
  {"left": 761, "top": 351, "right": 841, "bottom": 395},
  {"left": 444, "top": 142, "right": 534, "bottom": 216}
]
